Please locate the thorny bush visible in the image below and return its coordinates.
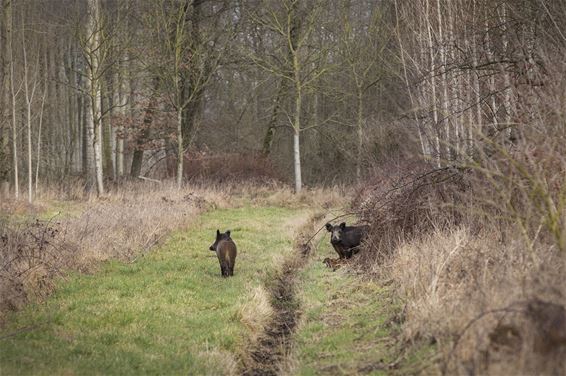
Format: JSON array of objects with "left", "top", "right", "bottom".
[{"left": 0, "top": 219, "right": 76, "bottom": 320}]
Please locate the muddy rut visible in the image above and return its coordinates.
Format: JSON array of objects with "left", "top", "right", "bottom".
[{"left": 241, "top": 213, "right": 320, "bottom": 376}]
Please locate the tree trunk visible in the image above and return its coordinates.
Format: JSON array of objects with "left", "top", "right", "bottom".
[
  {"left": 22, "top": 32, "right": 37, "bottom": 204},
  {"left": 84, "top": 0, "right": 103, "bottom": 195},
  {"left": 94, "top": 86, "right": 104, "bottom": 196},
  {"left": 446, "top": 1, "right": 462, "bottom": 158},
  {"left": 436, "top": 0, "right": 451, "bottom": 162},
  {"left": 110, "top": 72, "right": 119, "bottom": 179},
  {"left": 36, "top": 86, "right": 47, "bottom": 194},
  {"left": 92, "top": 0, "right": 104, "bottom": 196},
  {"left": 425, "top": 0, "right": 441, "bottom": 167},
  {"left": 176, "top": 108, "right": 183, "bottom": 188},
  {"left": 102, "top": 82, "right": 114, "bottom": 180},
  {"left": 356, "top": 89, "right": 363, "bottom": 181},
  {"left": 27, "top": 99, "right": 33, "bottom": 204},
  {"left": 9, "top": 0, "right": 19, "bottom": 199},
  {"left": 24, "top": 69, "right": 34, "bottom": 204},
  {"left": 262, "top": 78, "right": 287, "bottom": 156},
  {"left": 116, "top": 55, "right": 129, "bottom": 177},
  {"left": 0, "top": 0, "right": 12, "bottom": 197},
  {"left": 130, "top": 77, "right": 159, "bottom": 178},
  {"left": 293, "top": 56, "right": 302, "bottom": 193},
  {"left": 84, "top": 91, "right": 94, "bottom": 185},
  {"left": 484, "top": 11, "right": 497, "bottom": 127},
  {"left": 293, "top": 130, "right": 301, "bottom": 193},
  {"left": 499, "top": 3, "right": 514, "bottom": 141},
  {"left": 471, "top": 0, "right": 482, "bottom": 152}
]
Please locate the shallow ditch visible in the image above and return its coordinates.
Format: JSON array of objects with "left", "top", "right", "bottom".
[{"left": 240, "top": 214, "right": 320, "bottom": 376}]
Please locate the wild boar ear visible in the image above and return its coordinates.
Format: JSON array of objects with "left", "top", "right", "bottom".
[
  {"left": 216, "top": 229, "right": 220, "bottom": 236},
  {"left": 340, "top": 222, "right": 346, "bottom": 229},
  {"left": 226, "top": 230, "right": 231, "bottom": 237},
  {"left": 325, "top": 223, "right": 332, "bottom": 231}
]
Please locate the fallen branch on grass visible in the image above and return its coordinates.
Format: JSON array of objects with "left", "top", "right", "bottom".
[{"left": 138, "top": 176, "right": 161, "bottom": 184}]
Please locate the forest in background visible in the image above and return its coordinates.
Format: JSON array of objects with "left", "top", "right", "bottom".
[{"left": 0, "top": 0, "right": 562, "bottom": 198}]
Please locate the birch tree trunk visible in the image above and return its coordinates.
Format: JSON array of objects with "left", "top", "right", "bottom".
[
  {"left": 176, "top": 109, "right": 183, "bottom": 188},
  {"left": 499, "top": 3, "right": 514, "bottom": 140},
  {"left": 8, "top": 0, "right": 19, "bottom": 199},
  {"left": 394, "top": 0, "right": 427, "bottom": 157},
  {"left": 356, "top": 88, "right": 363, "bottom": 181},
  {"left": 111, "top": 72, "right": 119, "bottom": 179},
  {"left": 425, "top": 0, "right": 441, "bottom": 167},
  {"left": 84, "top": 89, "right": 95, "bottom": 185},
  {"left": 0, "top": 0, "right": 11, "bottom": 196},
  {"left": 102, "top": 82, "right": 114, "bottom": 180},
  {"left": 292, "top": 41, "right": 302, "bottom": 193},
  {"left": 436, "top": 0, "right": 451, "bottom": 161},
  {"left": 446, "top": 1, "right": 462, "bottom": 157},
  {"left": 26, "top": 86, "right": 33, "bottom": 204},
  {"left": 22, "top": 36, "right": 37, "bottom": 204},
  {"left": 35, "top": 85, "right": 47, "bottom": 194},
  {"left": 116, "top": 61, "right": 128, "bottom": 177},
  {"left": 293, "top": 130, "right": 301, "bottom": 193},
  {"left": 470, "top": 0, "right": 482, "bottom": 152},
  {"left": 484, "top": 12, "right": 497, "bottom": 127},
  {"left": 94, "top": 84, "right": 104, "bottom": 195},
  {"left": 85, "top": 0, "right": 104, "bottom": 196}
]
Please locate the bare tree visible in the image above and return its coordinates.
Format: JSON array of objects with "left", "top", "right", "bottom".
[
  {"left": 21, "top": 24, "right": 40, "bottom": 203},
  {"left": 7, "top": 0, "right": 19, "bottom": 199},
  {"left": 0, "top": 0, "right": 11, "bottom": 196},
  {"left": 338, "top": 3, "right": 389, "bottom": 180},
  {"left": 250, "top": 0, "right": 328, "bottom": 192},
  {"left": 143, "top": 0, "right": 230, "bottom": 187}
]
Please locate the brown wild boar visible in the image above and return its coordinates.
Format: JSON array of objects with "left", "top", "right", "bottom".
[{"left": 209, "top": 229, "right": 237, "bottom": 277}]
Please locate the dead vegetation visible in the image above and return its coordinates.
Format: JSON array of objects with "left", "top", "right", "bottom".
[
  {"left": 354, "top": 139, "right": 566, "bottom": 374},
  {"left": 0, "top": 183, "right": 215, "bottom": 324}
]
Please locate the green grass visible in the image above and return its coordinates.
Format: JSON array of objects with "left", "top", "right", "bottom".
[
  {"left": 294, "top": 239, "right": 403, "bottom": 375},
  {"left": 0, "top": 206, "right": 305, "bottom": 375}
]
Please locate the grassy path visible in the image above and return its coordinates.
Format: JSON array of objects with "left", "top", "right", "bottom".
[
  {"left": 1, "top": 205, "right": 423, "bottom": 375},
  {"left": 292, "top": 231, "right": 435, "bottom": 375},
  {"left": 0, "top": 206, "right": 307, "bottom": 375}
]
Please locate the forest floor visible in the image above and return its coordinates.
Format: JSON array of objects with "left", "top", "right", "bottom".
[{"left": 0, "top": 204, "right": 428, "bottom": 375}]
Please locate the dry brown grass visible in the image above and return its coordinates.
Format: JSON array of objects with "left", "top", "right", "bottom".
[
  {"left": 0, "top": 183, "right": 213, "bottom": 324},
  {"left": 354, "top": 142, "right": 566, "bottom": 374},
  {"left": 238, "top": 285, "right": 275, "bottom": 345},
  {"left": 380, "top": 226, "right": 566, "bottom": 375}
]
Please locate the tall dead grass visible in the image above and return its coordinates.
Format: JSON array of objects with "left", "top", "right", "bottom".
[
  {"left": 355, "top": 125, "right": 566, "bottom": 373},
  {"left": 383, "top": 227, "right": 565, "bottom": 374},
  {"left": 0, "top": 182, "right": 217, "bottom": 324}
]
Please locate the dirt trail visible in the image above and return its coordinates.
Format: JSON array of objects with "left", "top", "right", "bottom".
[{"left": 241, "top": 212, "right": 320, "bottom": 376}]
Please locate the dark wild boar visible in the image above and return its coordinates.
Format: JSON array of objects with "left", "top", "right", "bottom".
[
  {"left": 325, "top": 222, "right": 368, "bottom": 259},
  {"left": 209, "top": 229, "right": 237, "bottom": 277}
]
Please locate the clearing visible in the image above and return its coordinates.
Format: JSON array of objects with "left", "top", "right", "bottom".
[{"left": 0, "top": 205, "right": 412, "bottom": 375}]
